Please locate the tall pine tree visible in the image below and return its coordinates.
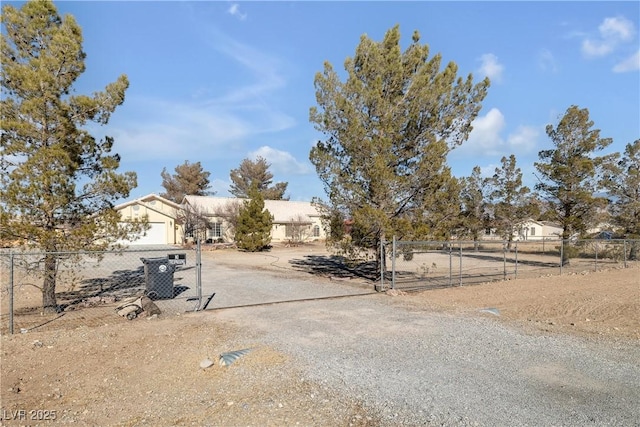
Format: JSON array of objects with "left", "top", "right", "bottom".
[
  {"left": 534, "top": 105, "right": 612, "bottom": 263},
  {"left": 1, "top": 0, "right": 143, "bottom": 311},
  {"left": 602, "top": 139, "right": 640, "bottom": 259},
  {"left": 309, "top": 25, "right": 489, "bottom": 267},
  {"left": 229, "top": 156, "right": 288, "bottom": 200},
  {"left": 490, "top": 155, "right": 537, "bottom": 246},
  {"left": 160, "top": 160, "right": 213, "bottom": 203}
]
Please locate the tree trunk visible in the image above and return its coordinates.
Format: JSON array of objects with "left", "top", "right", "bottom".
[
  {"left": 42, "top": 253, "right": 58, "bottom": 313},
  {"left": 561, "top": 240, "right": 571, "bottom": 266}
]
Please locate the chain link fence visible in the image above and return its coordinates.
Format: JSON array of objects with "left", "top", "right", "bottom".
[
  {"left": 385, "top": 238, "right": 639, "bottom": 291},
  {"left": 1, "top": 245, "right": 203, "bottom": 335}
]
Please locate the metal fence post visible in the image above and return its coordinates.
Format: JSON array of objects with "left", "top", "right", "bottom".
[
  {"left": 196, "top": 239, "right": 202, "bottom": 311},
  {"left": 560, "top": 240, "right": 564, "bottom": 275},
  {"left": 391, "top": 236, "right": 396, "bottom": 290},
  {"left": 448, "top": 242, "right": 452, "bottom": 286},
  {"left": 9, "top": 252, "right": 14, "bottom": 335},
  {"left": 503, "top": 241, "right": 507, "bottom": 281},
  {"left": 380, "top": 238, "right": 385, "bottom": 291},
  {"left": 459, "top": 241, "right": 463, "bottom": 286},
  {"left": 594, "top": 241, "right": 598, "bottom": 272},
  {"left": 515, "top": 242, "right": 518, "bottom": 279}
]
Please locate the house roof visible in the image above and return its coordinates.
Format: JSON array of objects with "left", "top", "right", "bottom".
[
  {"left": 114, "top": 193, "right": 182, "bottom": 219},
  {"left": 183, "top": 195, "right": 321, "bottom": 223}
]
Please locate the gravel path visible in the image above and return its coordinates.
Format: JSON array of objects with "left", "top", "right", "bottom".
[{"left": 205, "top": 256, "right": 640, "bottom": 426}]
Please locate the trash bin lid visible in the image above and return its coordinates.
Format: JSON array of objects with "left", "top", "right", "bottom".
[{"left": 140, "top": 256, "right": 170, "bottom": 264}]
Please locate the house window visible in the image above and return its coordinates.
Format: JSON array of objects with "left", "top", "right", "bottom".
[
  {"left": 210, "top": 223, "right": 222, "bottom": 238},
  {"left": 313, "top": 225, "right": 320, "bottom": 237},
  {"left": 530, "top": 227, "right": 536, "bottom": 236},
  {"left": 285, "top": 224, "right": 293, "bottom": 238}
]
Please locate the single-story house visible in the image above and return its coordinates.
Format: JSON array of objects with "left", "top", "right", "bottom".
[
  {"left": 483, "top": 219, "right": 563, "bottom": 241},
  {"left": 516, "top": 220, "right": 563, "bottom": 241},
  {"left": 114, "top": 194, "right": 183, "bottom": 245},
  {"left": 182, "top": 195, "right": 326, "bottom": 243}
]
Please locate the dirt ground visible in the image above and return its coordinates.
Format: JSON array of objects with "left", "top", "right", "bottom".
[
  {"left": 1, "top": 243, "right": 638, "bottom": 426},
  {"left": 399, "top": 265, "right": 640, "bottom": 342}
]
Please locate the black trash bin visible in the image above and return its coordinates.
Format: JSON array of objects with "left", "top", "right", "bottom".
[{"left": 140, "top": 257, "right": 176, "bottom": 299}]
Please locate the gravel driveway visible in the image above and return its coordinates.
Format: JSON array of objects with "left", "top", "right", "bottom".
[{"left": 204, "top": 254, "right": 640, "bottom": 426}]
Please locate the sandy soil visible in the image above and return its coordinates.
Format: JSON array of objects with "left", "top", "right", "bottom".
[
  {"left": 1, "top": 243, "right": 638, "bottom": 426},
  {"left": 398, "top": 265, "right": 640, "bottom": 342}
]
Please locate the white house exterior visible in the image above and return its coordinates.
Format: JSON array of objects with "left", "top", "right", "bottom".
[
  {"left": 183, "top": 195, "right": 326, "bottom": 243},
  {"left": 114, "top": 194, "right": 183, "bottom": 245},
  {"left": 483, "top": 219, "right": 563, "bottom": 241},
  {"left": 516, "top": 220, "right": 563, "bottom": 241}
]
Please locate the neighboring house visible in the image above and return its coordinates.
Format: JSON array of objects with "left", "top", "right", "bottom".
[
  {"left": 483, "top": 219, "right": 563, "bottom": 241},
  {"left": 516, "top": 220, "right": 563, "bottom": 241},
  {"left": 182, "top": 195, "right": 326, "bottom": 243},
  {"left": 587, "top": 222, "right": 617, "bottom": 236},
  {"left": 114, "top": 194, "right": 183, "bottom": 245}
]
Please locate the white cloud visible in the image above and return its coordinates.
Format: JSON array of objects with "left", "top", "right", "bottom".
[
  {"left": 477, "top": 53, "right": 504, "bottom": 83},
  {"left": 466, "top": 108, "right": 506, "bottom": 154},
  {"left": 105, "top": 97, "right": 294, "bottom": 162},
  {"left": 455, "top": 109, "right": 540, "bottom": 158},
  {"left": 249, "top": 146, "right": 312, "bottom": 175},
  {"left": 582, "top": 16, "right": 636, "bottom": 58},
  {"left": 599, "top": 16, "right": 635, "bottom": 42},
  {"left": 480, "top": 164, "right": 498, "bottom": 178},
  {"left": 507, "top": 126, "right": 539, "bottom": 152},
  {"left": 581, "top": 39, "right": 614, "bottom": 57},
  {"left": 227, "top": 3, "right": 247, "bottom": 21},
  {"left": 106, "top": 24, "right": 297, "bottom": 163},
  {"left": 538, "top": 49, "right": 558, "bottom": 73},
  {"left": 202, "top": 29, "right": 286, "bottom": 106},
  {"left": 613, "top": 49, "right": 640, "bottom": 73}
]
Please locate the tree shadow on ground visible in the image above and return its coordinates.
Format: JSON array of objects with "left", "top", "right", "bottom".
[
  {"left": 56, "top": 267, "right": 146, "bottom": 308},
  {"left": 391, "top": 271, "right": 512, "bottom": 291},
  {"left": 289, "top": 254, "right": 378, "bottom": 281},
  {"left": 459, "top": 251, "right": 560, "bottom": 268}
]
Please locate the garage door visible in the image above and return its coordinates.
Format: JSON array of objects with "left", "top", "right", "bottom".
[{"left": 130, "top": 222, "right": 166, "bottom": 245}]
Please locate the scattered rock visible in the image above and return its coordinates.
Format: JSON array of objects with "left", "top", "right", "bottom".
[
  {"left": 200, "top": 358, "right": 215, "bottom": 369},
  {"left": 140, "top": 296, "right": 161, "bottom": 316}
]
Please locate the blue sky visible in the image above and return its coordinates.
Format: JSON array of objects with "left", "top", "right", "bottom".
[{"left": 21, "top": 1, "right": 640, "bottom": 201}]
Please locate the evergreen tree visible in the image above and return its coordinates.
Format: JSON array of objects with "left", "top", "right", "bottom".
[
  {"left": 0, "top": 0, "right": 142, "bottom": 311},
  {"left": 602, "top": 139, "right": 640, "bottom": 259},
  {"left": 460, "top": 166, "right": 491, "bottom": 247},
  {"left": 160, "top": 160, "right": 213, "bottom": 203},
  {"left": 235, "top": 185, "right": 273, "bottom": 251},
  {"left": 229, "top": 156, "right": 288, "bottom": 200},
  {"left": 490, "top": 155, "right": 537, "bottom": 246},
  {"left": 309, "top": 25, "right": 489, "bottom": 267},
  {"left": 534, "top": 105, "right": 613, "bottom": 262}
]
